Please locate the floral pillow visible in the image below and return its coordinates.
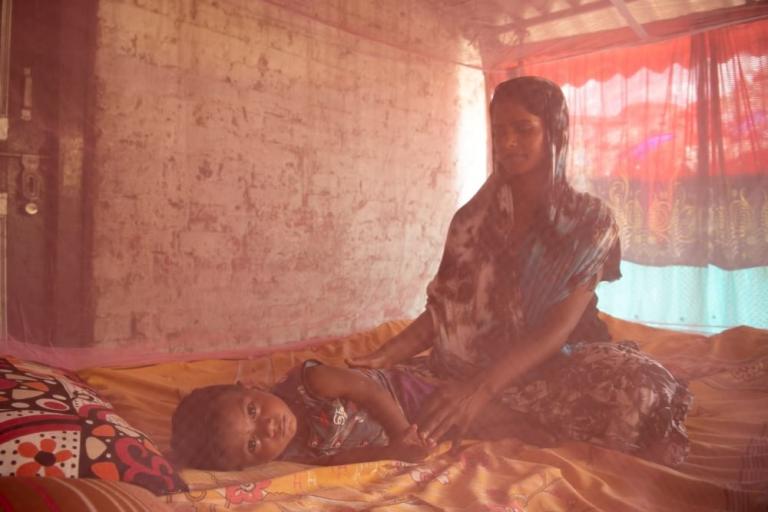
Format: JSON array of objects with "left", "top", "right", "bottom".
[{"left": 0, "top": 356, "right": 187, "bottom": 495}]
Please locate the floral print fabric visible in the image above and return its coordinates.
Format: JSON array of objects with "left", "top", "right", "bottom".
[
  {"left": 0, "top": 356, "right": 187, "bottom": 495},
  {"left": 500, "top": 341, "right": 693, "bottom": 466}
]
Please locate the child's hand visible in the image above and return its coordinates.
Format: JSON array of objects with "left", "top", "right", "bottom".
[
  {"left": 398, "top": 424, "right": 431, "bottom": 448},
  {"left": 387, "top": 425, "right": 431, "bottom": 462}
]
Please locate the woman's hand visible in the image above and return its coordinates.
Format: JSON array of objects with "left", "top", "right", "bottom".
[
  {"left": 413, "top": 282, "right": 598, "bottom": 446},
  {"left": 416, "top": 377, "right": 493, "bottom": 446}
]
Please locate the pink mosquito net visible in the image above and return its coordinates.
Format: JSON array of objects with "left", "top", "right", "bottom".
[{"left": 0, "top": 0, "right": 765, "bottom": 360}]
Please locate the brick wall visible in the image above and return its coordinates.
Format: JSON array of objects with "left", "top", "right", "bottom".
[{"left": 88, "top": 0, "right": 486, "bottom": 350}]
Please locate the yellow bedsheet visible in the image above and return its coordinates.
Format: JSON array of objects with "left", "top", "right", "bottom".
[{"left": 78, "top": 316, "right": 768, "bottom": 511}]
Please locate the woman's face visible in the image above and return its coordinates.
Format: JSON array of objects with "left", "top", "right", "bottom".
[{"left": 491, "top": 99, "right": 547, "bottom": 177}]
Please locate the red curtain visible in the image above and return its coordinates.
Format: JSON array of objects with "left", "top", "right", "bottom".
[{"left": 501, "top": 20, "right": 768, "bottom": 269}]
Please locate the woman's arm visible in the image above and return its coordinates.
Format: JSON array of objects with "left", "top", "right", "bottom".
[
  {"left": 477, "top": 280, "right": 596, "bottom": 397},
  {"left": 417, "top": 280, "right": 597, "bottom": 444},
  {"left": 346, "top": 310, "right": 435, "bottom": 368}
]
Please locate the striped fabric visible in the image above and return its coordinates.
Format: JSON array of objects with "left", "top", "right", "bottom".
[{"left": 0, "top": 477, "right": 170, "bottom": 511}]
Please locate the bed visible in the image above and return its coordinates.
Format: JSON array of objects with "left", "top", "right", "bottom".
[{"left": 1, "top": 314, "right": 766, "bottom": 511}]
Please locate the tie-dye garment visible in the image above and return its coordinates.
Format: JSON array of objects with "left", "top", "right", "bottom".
[{"left": 422, "top": 174, "right": 692, "bottom": 466}]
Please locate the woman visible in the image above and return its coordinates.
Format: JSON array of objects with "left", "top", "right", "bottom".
[{"left": 350, "top": 76, "right": 692, "bottom": 466}]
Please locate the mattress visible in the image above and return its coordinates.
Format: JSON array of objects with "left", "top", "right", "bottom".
[{"left": 3, "top": 315, "right": 767, "bottom": 511}]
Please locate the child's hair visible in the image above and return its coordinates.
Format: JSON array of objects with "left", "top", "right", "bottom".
[{"left": 171, "top": 384, "right": 244, "bottom": 470}]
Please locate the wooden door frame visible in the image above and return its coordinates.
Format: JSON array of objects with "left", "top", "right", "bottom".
[
  {"left": 0, "top": 0, "right": 10, "bottom": 339},
  {"left": 52, "top": 0, "right": 98, "bottom": 346}
]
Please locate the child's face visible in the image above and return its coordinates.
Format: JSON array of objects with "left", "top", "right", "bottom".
[{"left": 217, "top": 387, "right": 297, "bottom": 468}]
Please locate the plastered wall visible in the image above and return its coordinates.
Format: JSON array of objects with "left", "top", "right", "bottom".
[{"left": 88, "top": 0, "right": 486, "bottom": 349}]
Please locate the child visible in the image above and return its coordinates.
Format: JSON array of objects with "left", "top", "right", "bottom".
[{"left": 171, "top": 359, "right": 439, "bottom": 470}]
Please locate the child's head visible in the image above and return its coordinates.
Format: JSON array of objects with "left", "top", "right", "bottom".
[{"left": 171, "top": 383, "right": 297, "bottom": 470}]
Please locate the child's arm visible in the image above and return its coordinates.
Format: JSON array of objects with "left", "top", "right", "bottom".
[
  {"left": 303, "top": 364, "right": 429, "bottom": 464},
  {"left": 312, "top": 426, "right": 425, "bottom": 465},
  {"left": 304, "top": 364, "right": 428, "bottom": 464},
  {"left": 303, "top": 363, "right": 411, "bottom": 439}
]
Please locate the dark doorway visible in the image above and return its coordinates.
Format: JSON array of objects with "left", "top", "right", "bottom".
[
  {"left": 2, "top": 0, "right": 61, "bottom": 344},
  {"left": 1, "top": 0, "right": 93, "bottom": 346}
]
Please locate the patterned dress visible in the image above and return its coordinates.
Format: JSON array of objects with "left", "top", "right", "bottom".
[
  {"left": 420, "top": 171, "right": 693, "bottom": 466},
  {"left": 272, "top": 360, "right": 435, "bottom": 463}
]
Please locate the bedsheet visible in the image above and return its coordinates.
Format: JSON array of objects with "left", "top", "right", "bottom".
[{"left": 72, "top": 315, "right": 767, "bottom": 511}]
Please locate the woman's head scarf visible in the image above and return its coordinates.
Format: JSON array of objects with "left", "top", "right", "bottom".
[
  {"left": 490, "top": 76, "right": 570, "bottom": 220},
  {"left": 425, "top": 76, "right": 621, "bottom": 380}
]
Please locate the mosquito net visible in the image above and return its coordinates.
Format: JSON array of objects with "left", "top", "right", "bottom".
[
  {"left": 0, "top": 2, "right": 766, "bottom": 510},
  {"left": 0, "top": 0, "right": 764, "bottom": 357}
]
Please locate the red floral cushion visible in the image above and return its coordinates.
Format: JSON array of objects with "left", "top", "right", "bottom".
[{"left": 0, "top": 356, "right": 187, "bottom": 495}]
